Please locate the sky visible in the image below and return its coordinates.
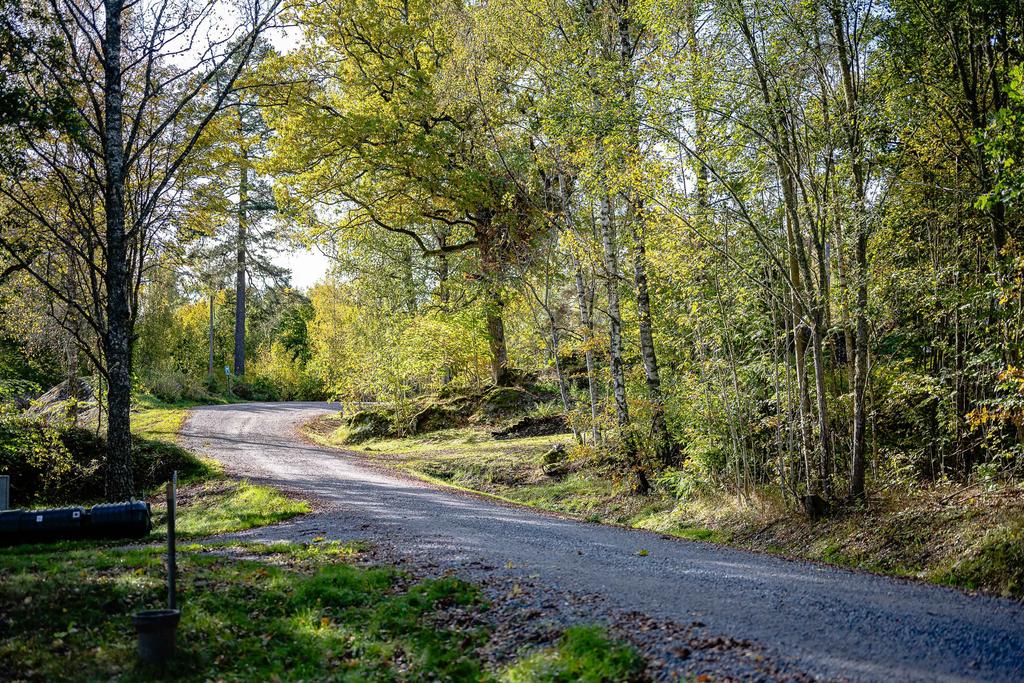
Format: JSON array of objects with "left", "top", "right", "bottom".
[
  {"left": 266, "top": 27, "right": 330, "bottom": 291},
  {"left": 276, "top": 246, "right": 331, "bottom": 291}
]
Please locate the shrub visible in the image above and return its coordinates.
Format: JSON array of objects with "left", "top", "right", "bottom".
[
  {"left": 0, "top": 415, "right": 83, "bottom": 507},
  {"left": 145, "top": 368, "right": 209, "bottom": 404},
  {"left": 0, "top": 415, "right": 209, "bottom": 507}
]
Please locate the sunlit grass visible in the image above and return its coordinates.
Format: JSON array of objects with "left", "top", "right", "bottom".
[
  {"left": 150, "top": 480, "right": 309, "bottom": 539},
  {"left": 0, "top": 541, "right": 642, "bottom": 681},
  {"left": 0, "top": 541, "right": 485, "bottom": 681},
  {"left": 501, "top": 625, "right": 645, "bottom": 683}
]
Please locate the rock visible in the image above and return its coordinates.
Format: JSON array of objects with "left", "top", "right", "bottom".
[
  {"left": 413, "top": 402, "right": 471, "bottom": 433},
  {"left": 541, "top": 444, "right": 568, "bottom": 477},
  {"left": 491, "top": 414, "right": 569, "bottom": 440},
  {"left": 26, "top": 378, "right": 97, "bottom": 423},
  {"left": 344, "top": 409, "right": 393, "bottom": 444},
  {"left": 473, "top": 386, "right": 536, "bottom": 423},
  {"left": 410, "top": 390, "right": 481, "bottom": 434},
  {"left": 436, "top": 383, "right": 483, "bottom": 402},
  {"left": 801, "top": 494, "right": 829, "bottom": 520}
]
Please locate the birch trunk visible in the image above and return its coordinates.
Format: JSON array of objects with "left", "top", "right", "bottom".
[
  {"left": 830, "top": 1, "right": 870, "bottom": 500},
  {"left": 559, "top": 173, "right": 601, "bottom": 443},
  {"left": 600, "top": 193, "right": 629, "bottom": 428},
  {"left": 627, "top": 202, "right": 676, "bottom": 467}
]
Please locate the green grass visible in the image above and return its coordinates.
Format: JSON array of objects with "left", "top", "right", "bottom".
[
  {"left": 131, "top": 397, "right": 193, "bottom": 442},
  {"left": 150, "top": 480, "right": 310, "bottom": 539},
  {"left": 0, "top": 541, "right": 643, "bottom": 682},
  {"left": 501, "top": 626, "right": 646, "bottom": 683},
  {"left": 0, "top": 541, "right": 484, "bottom": 681}
]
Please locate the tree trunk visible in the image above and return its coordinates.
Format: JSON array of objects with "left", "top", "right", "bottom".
[
  {"left": 600, "top": 190, "right": 649, "bottom": 494},
  {"left": 830, "top": 1, "right": 869, "bottom": 500},
  {"left": 208, "top": 293, "right": 215, "bottom": 378},
  {"left": 559, "top": 172, "right": 601, "bottom": 444},
  {"left": 549, "top": 322, "right": 579, "bottom": 441},
  {"left": 601, "top": 193, "right": 629, "bottom": 428},
  {"left": 627, "top": 200, "right": 677, "bottom": 467},
  {"left": 402, "top": 244, "right": 417, "bottom": 315},
  {"left": 475, "top": 210, "right": 512, "bottom": 386},
  {"left": 574, "top": 264, "right": 601, "bottom": 444},
  {"left": 234, "top": 145, "right": 248, "bottom": 377},
  {"left": 101, "top": 0, "right": 134, "bottom": 501},
  {"left": 63, "top": 268, "right": 81, "bottom": 426},
  {"left": 809, "top": 318, "right": 834, "bottom": 496}
]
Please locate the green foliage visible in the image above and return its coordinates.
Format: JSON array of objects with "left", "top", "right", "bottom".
[
  {"left": 0, "top": 414, "right": 77, "bottom": 505},
  {"left": 247, "top": 341, "right": 325, "bottom": 401},
  {"left": 144, "top": 368, "right": 210, "bottom": 404},
  {"left": 307, "top": 277, "right": 491, "bottom": 404},
  {"left": 0, "top": 408, "right": 209, "bottom": 507},
  {"left": 501, "top": 626, "right": 645, "bottom": 683},
  {"left": 981, "top": 65, "right": 1024, "bottom": 211}
]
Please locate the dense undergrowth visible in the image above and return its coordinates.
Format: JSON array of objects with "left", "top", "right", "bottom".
[
  {"left": 308, "top": 416, "right": 1024, "bottom": 599},
  {"left": 0, "top": 540, "right": 644, "bottom": 682}
]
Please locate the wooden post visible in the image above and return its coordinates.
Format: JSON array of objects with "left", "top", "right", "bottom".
[{"left": 167, "top": 470, "right": 177, "bottom": 610}]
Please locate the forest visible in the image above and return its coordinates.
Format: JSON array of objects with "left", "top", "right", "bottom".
[
  {"left": 3, "top": 0, "right": 1024, "bottom": 679},
  {"left": 2, "top": 0, "right": 1024, "bottom": 553}
]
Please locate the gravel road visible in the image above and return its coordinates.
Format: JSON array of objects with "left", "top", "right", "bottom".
[{"left": 180, "top": 402, "right": 1024, "bottom": 682}]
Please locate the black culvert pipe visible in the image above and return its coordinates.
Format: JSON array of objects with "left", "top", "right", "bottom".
[{"left": 0, "top": 501, "right": 150, "bottom": 545}]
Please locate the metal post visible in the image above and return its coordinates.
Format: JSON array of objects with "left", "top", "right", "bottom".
[{"left": 167, "top": 470, "right": 177, "bottom": 610}]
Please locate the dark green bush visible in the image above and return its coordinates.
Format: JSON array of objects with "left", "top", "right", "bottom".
[
  {"left": 0, "top": 416, "right": 84, "bottom": 507},
  {"left": 0, "top": 416, "right": 208, "bottom": 507}
]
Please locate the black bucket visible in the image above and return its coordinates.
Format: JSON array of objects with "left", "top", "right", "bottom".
[{"left": 132, "top": 608, "right": 181, "bottom": 665}]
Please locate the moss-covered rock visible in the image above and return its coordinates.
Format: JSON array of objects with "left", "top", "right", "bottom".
[
  {"left": 492, "top": 414, "right": 569, "bottom": 440},
  {"left": 344, "top": 409, "right": 394, "bottom": 444},
  {"left": 473, "top": 386, "right": 536, "bottom": 423},
  {"left": 410, "top": 390, "right": 481, "bottom": 433},
  {"left": 541, "top": 444, "right": 568, "bottom": 477},
  {"left": 413, "top": 402, "right": 471, "bottom": 433}
]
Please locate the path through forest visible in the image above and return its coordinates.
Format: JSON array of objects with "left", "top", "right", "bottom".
[{"left": 180, "top": 402, "right": 1024, "bottom": 682}]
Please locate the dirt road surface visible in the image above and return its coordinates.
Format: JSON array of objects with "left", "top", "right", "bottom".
[{"left": 181, "top": 402, "right": 1024, "bottom": 682}]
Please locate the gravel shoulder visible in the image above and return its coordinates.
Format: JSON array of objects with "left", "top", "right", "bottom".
[{"left": 181, "top": 402, "right": 1024, "bottom": 682}]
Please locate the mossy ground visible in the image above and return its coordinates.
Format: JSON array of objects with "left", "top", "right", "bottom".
[
  {"left": 308, "top": 415, "right": 1024, "bottom": 599},
  {"left": 0, "top": 541, "right": 642, "bottom": 682}
]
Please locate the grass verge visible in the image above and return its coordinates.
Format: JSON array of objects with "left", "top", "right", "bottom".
[
  {"left": 149, "top": 479, "right": 310, "bottom": 539},
  {"left": 306, "top": 415, "right": 1024, "bottom": 599},
  {"left": 0, "top": 540, "right": 642, "bottom": 682}
]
